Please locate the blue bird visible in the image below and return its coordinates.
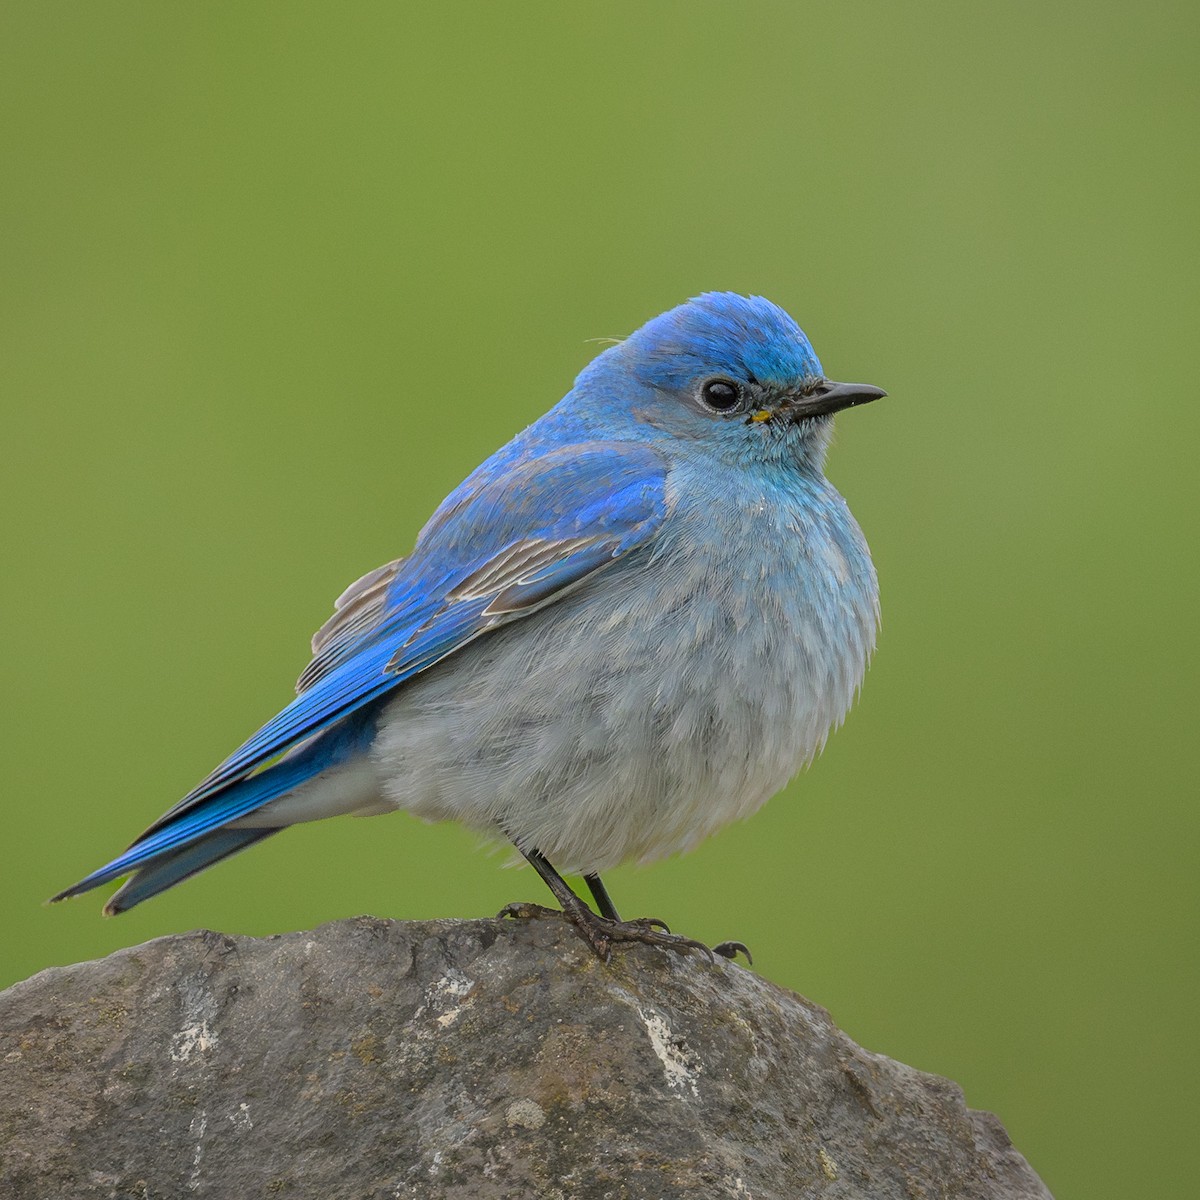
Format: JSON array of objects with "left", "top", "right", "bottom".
[{"left": 53, "top": 293, "right": 883, "bottom": 961}]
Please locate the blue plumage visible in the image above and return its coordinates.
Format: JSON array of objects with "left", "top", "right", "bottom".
[
  {"left": 61, "top": 711, "right": 377, "bottom": 906},
  {"left": 54, "top": 293, "right": 883, "bottom": 960},
  {"left": 112, "top": 443, "right": 666, "bottom": 849}
]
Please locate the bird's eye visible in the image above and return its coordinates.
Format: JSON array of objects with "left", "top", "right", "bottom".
[{"left": 698, "top": 378, "right": 744, "bottom": 414}]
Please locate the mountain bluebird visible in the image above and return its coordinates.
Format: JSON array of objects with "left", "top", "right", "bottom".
[{"left": 54, "top": 292, "right": 883, "bottom": 961}]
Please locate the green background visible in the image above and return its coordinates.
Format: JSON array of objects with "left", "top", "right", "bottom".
[{"left": 3, "top": 4, "right": 1195, "bottom": 1195}]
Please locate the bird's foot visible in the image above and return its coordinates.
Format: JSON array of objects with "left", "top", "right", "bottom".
[{"left": 499, "top": 899, "right": 750, "bottom": 964}]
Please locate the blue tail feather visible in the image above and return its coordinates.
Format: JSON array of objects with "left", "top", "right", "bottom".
[
  {"left": 103, "top": 828, "right": 280, "bottom": 914},
  {"left": 51, "top": 712, "right": 375, "bottom": 907}
]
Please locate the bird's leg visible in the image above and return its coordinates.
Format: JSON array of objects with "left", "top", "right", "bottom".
[
  {"left": 583, "top": 873, "right": 622, "bottom": 922},
  {"left": 584, "top": 872, "right": 676, "bottom": 935},
  {"left": 499, "top": 847, "right": 745, "bottom": 963},
  {"left": 496, "top": 847, "right": 597, "bottom": 934},
  {"left": 585, "top": 868, "right": 751, "bottom": 962},
  {"left": 585, "top": 871, "right": 677, "bottom": 938}
]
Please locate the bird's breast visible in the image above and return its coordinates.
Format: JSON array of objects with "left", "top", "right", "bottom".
[
  {"left": 371, "top": 472, "right": 878, "bottom": 872},
  {"left": 640, "top": 477, "right": 878, "bottom": 783}
]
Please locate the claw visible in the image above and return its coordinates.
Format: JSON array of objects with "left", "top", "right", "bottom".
[
  {"left": 501, "top": 899, "right": 738, "bottom": 964},
  {"left": 623, "top": 916, "right": 672, "bottom": 934},
  {"left": 712, "top": 940, "right": 753, "bottom": 965}
]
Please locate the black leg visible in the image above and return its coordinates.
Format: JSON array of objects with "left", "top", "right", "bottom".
[
  {"left": 584, "top": 873, "right": 622, "bottom": 922},
  {"left": 523, "top": 847, "right": 589, "bottom": 913},
  {"left": 582, "top": 870, "right": 753, "bottom": 961},
  {"left": 498, "top": 844, "right": 745, "bottom": 964}
]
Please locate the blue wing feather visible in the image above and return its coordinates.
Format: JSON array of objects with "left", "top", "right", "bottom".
[{"left": 133, "top": 441, "right": 669, "bottom": 840}]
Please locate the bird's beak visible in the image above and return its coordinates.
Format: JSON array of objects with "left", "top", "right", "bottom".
[{"left": 784, "top": 379, "right": 887, "bottom": 421}]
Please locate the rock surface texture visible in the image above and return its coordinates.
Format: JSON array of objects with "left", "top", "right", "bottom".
[{"left": 0, "top": 917, "right": 1051, "bottom": 1199}]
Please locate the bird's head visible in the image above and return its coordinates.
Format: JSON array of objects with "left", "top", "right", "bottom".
[{"left": 575, "top": 292, "right": 884, "bottom": 471}]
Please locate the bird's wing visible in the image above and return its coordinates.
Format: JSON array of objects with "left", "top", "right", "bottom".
[
  {"left": 141, "top": 441, "right": 669, "bottom": 837},
  {"left": 302, "top": 557, "right": 407, "bottom": 689}
]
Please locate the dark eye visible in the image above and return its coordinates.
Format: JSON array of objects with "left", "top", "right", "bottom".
[{"left": 698, "top": 378, "right": 744, "bottom": 414}]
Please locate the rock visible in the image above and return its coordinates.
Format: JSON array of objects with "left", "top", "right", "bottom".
[{"left": 0, "top": 917, "right": 1051, "bottom": 1199}]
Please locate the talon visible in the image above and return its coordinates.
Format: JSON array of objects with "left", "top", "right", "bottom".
[
  {"left": 712, "top": 940, "right": 753, "bottom": 964},
  {"left": 503, "top": 900, "right": 744, "bottom": 966},
  {"left": 625, "top": 916, "right": 672, "bottom": 934}
]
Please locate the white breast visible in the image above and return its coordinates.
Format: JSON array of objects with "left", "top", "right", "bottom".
[{"left": 368, "top": 475, "right": 879, "bottom": 875}]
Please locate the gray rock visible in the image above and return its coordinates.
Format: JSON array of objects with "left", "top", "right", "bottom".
[{"left": 0, "top": 917, "right": 1051, "bottom": 1199}]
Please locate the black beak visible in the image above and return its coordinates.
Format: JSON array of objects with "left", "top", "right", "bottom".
[{"left": 788, "top": 379, "right": 887, "bottom": 420}]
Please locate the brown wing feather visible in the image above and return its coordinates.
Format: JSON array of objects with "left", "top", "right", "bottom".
[
  {"left": 300, "top": 534, "right": 609, "bottom": 693},
  {"left": 299, "top": 558, "right": 404, "bottom": 692},
  {"left": 447, "top": 536, "right": 598, "bottom": 602}
]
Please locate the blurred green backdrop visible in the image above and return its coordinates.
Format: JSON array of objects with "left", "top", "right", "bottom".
[{"left": 2, "top": 3, "right": 1196, "bottom": 1196}]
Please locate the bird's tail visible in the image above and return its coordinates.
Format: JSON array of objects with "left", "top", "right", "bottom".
[
  {"left": 101, "top": 827, "right": 281, "bottom": 913},
  {"left": 50, "top": 714, "right": 373, "bottom": 913}
]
